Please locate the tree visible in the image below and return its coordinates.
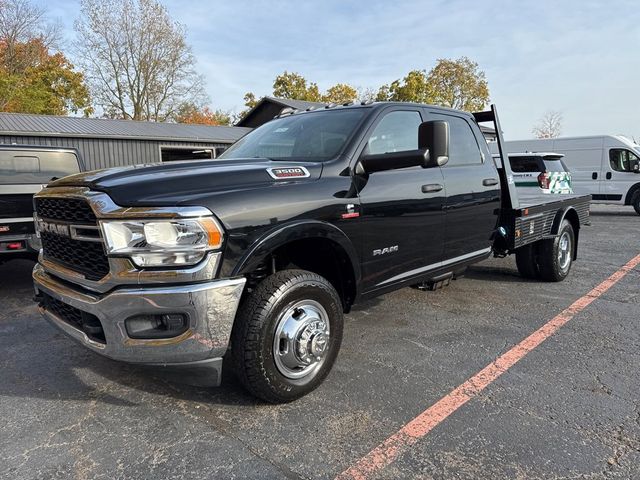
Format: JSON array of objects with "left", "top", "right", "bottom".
[
  {"left": 356, "top": 86, "right": 377, "bottom": 103},
  {"left": 376, "top": 57, "right": 490, "bottom": 111},
  {"left": 0, "top": 0, "right": 90, "bottom": 115},
  {"left": 74, "top": 0, "right": 206, "bottom": 121},
  {"left": 243, "top": 92, "right": 259, "bottom": 110},
  {"left": 244, "top": 71, "right": 358, "bottom": 108},
  {"left": 174, "top": 103, "right": 233, "bottom": 126},
  {"left": 0, "top": 0, "right": 61, "bottom": 74},
  {"left": 321, "top": 83, "right": 357, "bottom": 104},
  {"left": 0, "top": 38, "right": 92, "bottom": 114},
  {"left": 376, "top": 69, "right": 430, "bottom": 103},
  {"left": 425, "top": 57, "right": 489, "bottom": 111},
  {"left": 272, "top": 71, "right": 321, "bottom": 102},
  {"left": 532, "top": 111, "right": 563, "bottom": 138}
]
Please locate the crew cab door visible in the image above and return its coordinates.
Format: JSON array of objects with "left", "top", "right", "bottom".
[
  {"left": 426, "top": 111, "right": 500, "bottom": 262},
  {"left": 354, "top": 108, "right": 445, "bottom": 292},
  {"left": 602, "top": 146, "right": 639, "bottom": 203}
]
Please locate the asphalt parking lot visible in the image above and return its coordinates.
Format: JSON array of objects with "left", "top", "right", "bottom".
[{"left": 1, "top": 205, "right": 639, "bottom": 480}]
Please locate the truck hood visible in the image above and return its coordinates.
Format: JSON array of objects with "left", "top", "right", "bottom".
[{"left": 49, "top": 158, "right": 322, "bottom": 206}]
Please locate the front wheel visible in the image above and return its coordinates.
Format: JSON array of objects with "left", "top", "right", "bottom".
[
  {"left": 538, "top": 219, "right": 575, "bottom": 282},
  {"left": 231, "top": 269, "right": 343, "bottom": 403}
]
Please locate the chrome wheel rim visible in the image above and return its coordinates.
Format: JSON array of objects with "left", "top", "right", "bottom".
[
  {"left": 558, "top": 231, "right": 571, "bottom": 271},
  {"left": 273, "top": 300, "right": 331, "bottom": 380}
]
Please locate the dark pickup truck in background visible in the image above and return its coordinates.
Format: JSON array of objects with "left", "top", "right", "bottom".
[
  {"left": 0, "top": 146, "right": 83, "bottom": 264},
  {"left": 31, "top": 103, "right": 590, "bottom": 402}
]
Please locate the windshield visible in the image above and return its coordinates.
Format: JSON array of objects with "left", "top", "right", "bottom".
[
  {"left": 0, "top": 150, "right": 81, "bottom": 184},
  {"left": 221, "top": 109, "right": 366, "bottom": 162}
]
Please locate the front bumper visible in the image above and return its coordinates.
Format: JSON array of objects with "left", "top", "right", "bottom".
[{"left": 33, "top": 264, "right": 246, "bottom": 383}]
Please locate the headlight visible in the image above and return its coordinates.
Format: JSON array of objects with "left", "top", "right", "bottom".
[{"left": 100, "top": 217, "right": 223, "bottom": 267}]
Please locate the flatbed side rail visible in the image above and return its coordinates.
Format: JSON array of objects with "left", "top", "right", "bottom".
[{"left": 473, "top": 105, "right": 520, "bottom": 212}]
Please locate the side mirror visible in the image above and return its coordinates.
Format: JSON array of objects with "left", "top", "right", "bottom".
[
  {"left": 631, "top": 159, "right": 640, "bottom": 173},
  {"left": 419, "top": 120, "right": 450, "bottom": 167},
  {"left": 357, "top": 119, "right": 450, "bottom": 174},
  {"left": 359, "top": 149, "right": 429, "bottom": 174}
]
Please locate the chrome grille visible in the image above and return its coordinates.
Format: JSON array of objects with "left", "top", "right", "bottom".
[{"left": 35, "top": 197, "right": 110, "bottom": 281}]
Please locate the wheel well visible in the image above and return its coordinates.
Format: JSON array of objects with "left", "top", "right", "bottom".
[
  {"left": 245, "top": 238, "right": 357, "bottom": 313},
  {"left": 624, "top": 182, "right": 640, "bottom": 205},
  {"left": 563, "top": 209, "right": 580, "bottom": 260}
]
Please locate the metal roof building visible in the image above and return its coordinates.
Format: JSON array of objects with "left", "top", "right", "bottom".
[
  {"left": 236, "top": 97, "right": 325, "bottom": 128},
  {"left": 0, "top": 112, "right": 251, "bottom": 171}
]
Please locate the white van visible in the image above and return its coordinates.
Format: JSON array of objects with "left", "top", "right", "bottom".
[{"left": 492, "top": 136, "right": 640, "bottom": 214}]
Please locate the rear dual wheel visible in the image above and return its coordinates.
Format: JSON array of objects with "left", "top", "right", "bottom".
[{"left": 515, "top": 219, "right": 575, "bottom": 282}]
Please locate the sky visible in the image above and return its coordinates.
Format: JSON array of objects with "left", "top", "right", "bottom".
[{"left": 41, "top": 0, "right": 640, "bottom": 139}]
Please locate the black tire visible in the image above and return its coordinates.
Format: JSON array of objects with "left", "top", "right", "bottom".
[
  {"left": 538, "top": 219, "right": 575, "bottom": 282},
  {"left": 515, "top": 243, "right": 539, "bottom": 279},
  {"left": 632, "top": 192, "right": 640, "bottom": 216},
  {"left": 231, "top": 269, "right": 343, "bottom": 403}
]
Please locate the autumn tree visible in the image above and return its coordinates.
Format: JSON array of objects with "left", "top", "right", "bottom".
[
  {"left": 376, "top": 57, "right": 490, "bottom": 111},
  {"left": 174, "top": 103, "right": 233, "bottom": 126},
  {"left": 0, "top": 39, "right": 91, "bottom": 114},
  {"left": 242, "top": 71, "right": 359, "bottom": 116},
  {"left": 0, "top": 0, "right": 61, "bottom": 73},
  {"left": 376, "top": 69, "right": 430, "bottom": 103},
  {"left": 74, "top": 0, "right": 206, "bottom": 121},
  {"left": 425, "top": 57, "right": 489, "bottom": 111},
  {"left": 272, "top": 71, "right": 321, "bottom": 102},
  {"left": 321, "top": 83, "right": 357, "bottom": 104},
  {"left": 532, "top": 111, "right": 563, "bottom": 138},
  {"left": 0, "top": 0, "right": 91, "bottom": 114}
]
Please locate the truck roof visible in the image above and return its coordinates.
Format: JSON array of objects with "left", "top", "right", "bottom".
[{"left": 276, "top": 101, "right": 476, "bottom": 120}]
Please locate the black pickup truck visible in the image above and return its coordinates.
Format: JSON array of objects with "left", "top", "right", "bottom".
[{"left": 32, "top": 103, "right": 590, "bottom": 402}]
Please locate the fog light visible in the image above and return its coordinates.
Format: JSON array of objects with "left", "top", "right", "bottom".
[{"left": 125, "top": 313, "right": 188, "bottom": 339}]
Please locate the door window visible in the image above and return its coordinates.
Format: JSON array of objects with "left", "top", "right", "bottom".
[
  {"left": 366, "top": 111, "right": 422, "bottom": 155},
  {"left": 609, "top": 149, "right": 639, "bottom": 172},
  {"left": 430, "top": 114, "right": 482, "bottom": 166}
]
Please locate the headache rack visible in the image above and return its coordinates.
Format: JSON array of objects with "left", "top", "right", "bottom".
[{"left": 473, "top": 105, "right": 591, "bottom": 254}]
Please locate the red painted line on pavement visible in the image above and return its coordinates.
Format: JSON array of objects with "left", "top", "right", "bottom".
[{"left": 337, "top": 253, "right": 640, "bottom": 480}]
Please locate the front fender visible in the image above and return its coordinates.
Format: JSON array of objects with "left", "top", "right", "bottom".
[{"left": 231, "top": 219, "right": 361, "bottom": 284}]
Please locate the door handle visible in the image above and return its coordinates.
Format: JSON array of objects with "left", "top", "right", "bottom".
[
  {"left": 482, "top": 178, "right": 499, "bottom": 187},
  {"left": 421, "top": 183, "right": 443, "bottom": 193},
  {"left": 592, "top": 172, "right": 598, "bottom": 180},
  {"left": 606, "top": 172, "right": 612, "bottom": 180}
]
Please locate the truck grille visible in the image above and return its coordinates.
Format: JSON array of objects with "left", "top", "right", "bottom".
[
  {"left": 35, "top": 197, "right": 97, "bottom": 223},
  {"left": 40, "top": 231, "right": 109, "bottom": 280},
  {"left": 35, "top": 197, "right": 110, "bottom": 281},
  {"left": 41, "top": 292, "right": 106, "bottom": 344}
]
